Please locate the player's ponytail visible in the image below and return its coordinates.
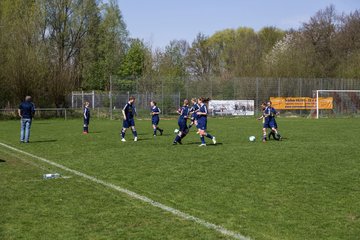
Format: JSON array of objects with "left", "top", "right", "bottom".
[{"left": 199, "top": 97, "right": 211, "bottom": 103}]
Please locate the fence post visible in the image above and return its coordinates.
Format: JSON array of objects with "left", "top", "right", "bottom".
[
  {"left": 256, "top": 77, "right": 259, "bottom": 115},
  {"left": 278, "top": 78, "right": 281, "bottom": 97},
  {"left": 64, "top": 108, "right": 67, "bottom": 120},
  {"left": 161, "top": 77, "right": 164, "bottom": 115},
  {"left": 71, "top": 92, "right": 74, "bottom": 108},
  {"left": 109, "top": 75, "right": 113, "bottom": 120},
  {"left": 81, "top": 91, "right": 84, "bottom": 107},
  {"left": 92, "top": 90, "right": 95, "bottom": 110},
  {"left": 316, "top": 90, "right": 319, "bottom": 119},
  {"left": 233, "top": 78, "right": 236, "bottom": 99}
]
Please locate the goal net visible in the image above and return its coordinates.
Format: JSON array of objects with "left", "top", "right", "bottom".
[{"left": 314, "top": 90, "right": 360, "bottom": 118}]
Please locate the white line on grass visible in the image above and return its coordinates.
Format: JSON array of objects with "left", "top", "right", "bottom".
[{"left": 0, "top": 142, "right": 250, "bottom": 240}]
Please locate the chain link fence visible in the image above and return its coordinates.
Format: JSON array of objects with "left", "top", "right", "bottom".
[
  {"left": 3, "top": 77, "right": 357, "bottom": 119},
  {"left": 69, "top": 77, "right": 360, "bottom": 118},
  {"left": 69, "top": 91, "right": 181, "bottom": 119}
]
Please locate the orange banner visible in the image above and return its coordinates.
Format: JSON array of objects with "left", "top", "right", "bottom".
[{"left": 270, "top": 97, "right": 333, "bottom": 110}]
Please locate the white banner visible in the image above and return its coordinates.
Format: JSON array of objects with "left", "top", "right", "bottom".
[{"left": 209, "top": 100, "right": 254, "bottom": 116}]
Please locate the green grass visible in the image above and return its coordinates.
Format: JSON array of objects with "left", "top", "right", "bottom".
[{"left": 0, "top": 117, "right": 359, "bottom": 239}]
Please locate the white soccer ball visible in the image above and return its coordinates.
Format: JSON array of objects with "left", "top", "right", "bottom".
[
  {"left": 249, "top": 136, "right": 256, "bottom": 142},
  {"left": 174, "top": 129, "right": 179, "bottom": 134}
]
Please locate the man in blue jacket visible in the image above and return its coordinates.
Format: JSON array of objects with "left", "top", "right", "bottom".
[{"left": 18, "top": 96, "right": 35, "bottom": 143}]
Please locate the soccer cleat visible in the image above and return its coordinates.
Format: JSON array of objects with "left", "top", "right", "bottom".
[
  {"left": 121, "top": 138, "right": 126, "bottom": 142},
  {"left": 134, "top": 137, "right": 138, "bottom": 142},
  {"left": 275, "top": 133, "right": 282, "bottom": 141},
  {"left": 83, "top": 131, "right": 88, "bottom": 134},
  {"left": 199, "top": 143, "right": 207, "bottom": 147},
  {"left": 153, "top": 134, "right": 157, "bottom": 137},
  {"left": 212, "top": 137, "right": 217, "bottom": 145}
]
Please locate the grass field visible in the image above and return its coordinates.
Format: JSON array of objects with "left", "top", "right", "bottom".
[{"left": 0, "top": 117, "right": 359, "bottom": 240}]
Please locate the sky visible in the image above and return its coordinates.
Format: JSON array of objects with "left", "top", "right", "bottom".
[{"left": 117, "top": 0, "right": 359, "bottom": 50}]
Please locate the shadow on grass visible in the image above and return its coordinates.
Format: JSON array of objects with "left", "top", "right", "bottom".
[
  {"left": 136, "top": 138, "right": 151, "bottom": 141},
  {"left": 183, "top": 142, "right": 223, "bottom": 146},
  {"left": 0, "top": 159, "right": 6, "bottom": 163},
  {"left": 30, "top": 140, "right": 57, "bottom": 143},
  {"left": 159, "top": 134, "right": 173, "bottom": 137}
]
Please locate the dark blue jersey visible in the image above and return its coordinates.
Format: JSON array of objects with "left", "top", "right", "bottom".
[
  {"left": 151, "top": 106, "right": 161, "bottom": 119},
  {"left": 264, "top": 106, "right": 277, "bottom": 120},
  {"left": 189, "top": 103, "right": 199, "bottom": 119},
  {"left": 19, "top": 101, "right": 35, "bottom": 119},
  {"left": 189, "top": 103, "right": 199, "bottom": 113},
  {"left": 178, "top": 106, "right": 189, "bottom": 121},
  {"left": 83, "top": 107, "right": 90, "bottom": 120},
  {"left": 197, "top": 103, "right": 208, "bottom": 120},
  {"left": 123, "top": 102, "right": 136, "bottom": 119}
]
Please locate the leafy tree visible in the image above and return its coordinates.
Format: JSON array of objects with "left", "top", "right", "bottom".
[
  {"left": 0, "top": 0, "right": 47, "bottom": 105},
  {"left": 117, "top": 38, "right": 150, "bottom": 92},
  {"left": 301, "top": 5, "right": 338, "bottom": 77},
  {"left": 96, "top": 0, "right": 128, "bottom": 91},
  {"left": 335, "top": 10, "right": 360, "bottom": 78},
  {"left": 154, "top": 40, "right": 189, "bottom": 95}
]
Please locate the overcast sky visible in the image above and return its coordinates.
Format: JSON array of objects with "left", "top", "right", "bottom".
[{"left": 117, "top": 0, "right": 359, "bottom": 49}]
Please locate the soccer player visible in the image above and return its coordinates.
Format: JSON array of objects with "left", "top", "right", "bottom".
[
  {"left": 173, "top": 99, "right": 190, "bottom": 145},
  {"left": 262, "top": 101, "right": 281, "bottom": 142},
  {"left": 196, "top": 97, "right": 216, "bottom": 146},
  {"left": 83, "top": 101, "right": 90, "bottom": 134},
  {"left": 18, "top": 96, "right": 35, "bottom": 143},
  {"left": 150, "top": 101, "right": 163, "bottom": 136},
  {"left": 188, "top": 98, "right": 199, "bottom": 129},
  {"left": 121, "top": 96, "right": 138, "bottom": 142}
]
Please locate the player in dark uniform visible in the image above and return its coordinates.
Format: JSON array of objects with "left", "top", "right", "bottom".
[
  {"left": 173, "top": 99, "right": 190, "bottom": 145},
  {"left": 261, "top": 101, "right": 281, "bottom": 142},
  {"left": 196, "top": 97, "right": 216, "bottom": 146},
  {"left": 150, "top": 101, "right": 163, "bottom": 136},
  {"left": 121, "top": 96, "right": 138, "bottom": 142},
  {"left": 83, "top": 101, "right": 90, "bottom": 134},
  {"left": 188, "top": 98, "right": 199, "bottom": 129}
]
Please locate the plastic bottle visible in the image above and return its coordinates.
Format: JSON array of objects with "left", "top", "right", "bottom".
[{"left": 43, "top": 173, "right": 61, "bottom": 179}]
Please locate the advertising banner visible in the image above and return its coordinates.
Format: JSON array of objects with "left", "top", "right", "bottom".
[
  {"left": 270, "top": 97, "right": 333, "bottom": 110},
  {"left": 208, "top": 100, "right": 254, "bottom": 116}
]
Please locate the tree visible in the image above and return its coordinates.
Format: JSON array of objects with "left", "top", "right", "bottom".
[
  {"left": 154, "top": 40, "right": 189, "bottom": 95},
  {"left": 335, "top": 10, "right": 360, "bottom": 78},
  {"left": 301, "top": 5, "right": 338, "bottom": 77},
  {"left": 117, "top": 38, "right": 150, "bottom": 92},
  {"left": 95, "top": 0, "right": 128, "bottom": 91},
  {"left": 186, "top": 33, "right": 220, "bottom": 97},
  {"left": 0, "top": 0, "right": 47, "bottom": 105}
]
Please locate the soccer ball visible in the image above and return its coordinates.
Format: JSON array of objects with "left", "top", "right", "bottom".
[
  {"left": 249, "top": 136, "right": 256, "bottom": 142},
  {"left": 174, "top": 129, "right": 179, "bottom": 134}
]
